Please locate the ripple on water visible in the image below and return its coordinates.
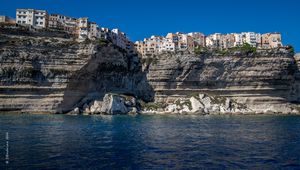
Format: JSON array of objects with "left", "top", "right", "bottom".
[{"left": 0, "top": 114, "right": 300, "bottom": 169}]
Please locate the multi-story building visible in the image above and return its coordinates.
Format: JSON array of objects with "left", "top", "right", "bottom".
[
  {"left": 178, "top": 33, "right": 194, "bottom": 51},
  {"left": 233, "top": 33, "right": 243, "bottom": 47},
  {"left": 100, "top": 27, "right": 110, "bottom": 39},
  {"left": 206, "top": 33, "right": 222, "bottom": 48},
  {"left": 166, "top": 32, "right": 194, "bottom": 51},
  {"left": 143, "top": 37, "right": 158, "bottom": 55},
  {"left": 161, "top": 38, "right": 176, "bottom": 52},
  {"left": 76, "top": 17, "right": 89, "bottom": 39},
  {"left": 49, "top": 14, "right": 62, "bottom": 29},
  {"left": 261, "top": 33, "right": 282, "bottom": 48},
  {"left": 88, "top": 22, "right": 100, "bottom": 40},
  {"left": 16, "top": 9, "right": 48, "bottom": 28},
  {"left": 135, "top": 41, "right": 146, "bottom": 55},
  {"left": 241, "top": 32, "right": 261, "bottom": 47},
  {"left": 166, "top": 33, "right": 179, "bottom": 47},
  {"left": 188, "top": 32, "right": 206, "bottom": 48},
  {"left": 0, "top": 16, "right": 15, "bottom": 24},
  {"left": 219, "top": 34, "right": 235, "bottom": 49},
  {"left": 48, "top": 14, "right": 77, "bottom": 34},
  {"left": 111, "top": 29, "right": 129, "bottom": 50}
]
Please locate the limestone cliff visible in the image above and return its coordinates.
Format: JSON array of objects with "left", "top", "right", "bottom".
[
  {"left": 0, "top": 33, "right": 154, "bottom": 113},
  {"left": 142, "top": 49, "right": 300, "bottom": 114},
  {"left": 0, "top": 28, "right": 299, "bottom": 114}
]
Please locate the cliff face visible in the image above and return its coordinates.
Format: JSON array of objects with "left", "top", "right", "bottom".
[
  {"left": 143, "top": 50, "right": 300, "bottom": 114},
  {"left": 0, "top": 30, "right": 299, "bottom": 114},
  {"left": 0, "top": 34, "right": 154, "bottom": 113}
]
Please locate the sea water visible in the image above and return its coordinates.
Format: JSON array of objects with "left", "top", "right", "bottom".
[{"left": 0, "top": 114, "right": 300, "bottom": 169}]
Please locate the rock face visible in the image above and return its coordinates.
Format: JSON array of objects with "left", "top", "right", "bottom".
[
  {"left": 142, "top": 50, "right": 300, "bottom": 114},
  {"left": 0, "top": 27, "right": 299, "bottom": 115},
  {"left": 0, "top": 31, "right": 154, "bottom": 114}
]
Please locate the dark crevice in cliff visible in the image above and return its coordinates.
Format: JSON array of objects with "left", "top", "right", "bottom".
[{"left": 58, "top": 45, "right": 154, "bottom": 113}]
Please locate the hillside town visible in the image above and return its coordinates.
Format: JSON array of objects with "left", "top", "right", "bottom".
[
  {"left": 0, "top": 9, "right": 133, "bottom": 52},
  {"left": 0, "top": 8, "right": 285, "bottom": 56},
  {"left": 135, "top": 32, "right": 283, "bottom": 56}
]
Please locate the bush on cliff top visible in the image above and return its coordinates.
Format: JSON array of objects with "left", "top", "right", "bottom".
[
  {"left": 98, "top": 38, "right": 109, "bottom": 47},
  {"left": 286, "top": 45, "right": 295, "bottom": 55},
  {"left": 229, "top": 43, "right": 257, "bottom": 55},
  {"left": 195, "top": 46, "right": 208, "bottom": 55}
]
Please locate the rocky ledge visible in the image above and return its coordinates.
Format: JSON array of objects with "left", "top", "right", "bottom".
[{"left": 68, "top": 93, "right": 141, "bottom": 115}]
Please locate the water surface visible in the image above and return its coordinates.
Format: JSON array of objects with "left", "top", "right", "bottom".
[{"left": 0, "top": 114, "right": 300, "bottom": 169}]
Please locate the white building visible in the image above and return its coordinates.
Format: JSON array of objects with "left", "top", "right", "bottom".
[
  {"left": 77, "top": 17, "right": 89, "bottom": 40},
  {"left": 242, "top": 32, "right": 261, "bottom": 47},
  {"left": 111, "top": 29, "right": 128, "bottom": 50},
  {"left": 206, "top": 33, "right": 221, "bottom": 48},
  {"left": 16, "top": 9, "right": 48, "bottom": 28},
  {"left": 161, "top": 38, "right": 175, "bottom": 52},
  {"left": 233, "top": 33, "right": 243, "bottom": 47}
]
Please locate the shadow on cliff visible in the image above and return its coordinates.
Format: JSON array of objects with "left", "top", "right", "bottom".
[{"left": 57, "top": 44, "right": 154, "bottom": 113}]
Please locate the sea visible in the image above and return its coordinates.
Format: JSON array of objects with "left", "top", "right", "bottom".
[{"left": 0, "top": 114, "right": 300, "bottom": 169}]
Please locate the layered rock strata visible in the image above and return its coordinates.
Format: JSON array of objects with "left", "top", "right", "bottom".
[
  {"left": 0, "top": 33, "right": 153, "bottom": 113},
  {"left": 0, "top": 28, "right": 299, "bottom": 114},
  {"left": 143, "top": 50, "right": 300, "bottom": 114}
]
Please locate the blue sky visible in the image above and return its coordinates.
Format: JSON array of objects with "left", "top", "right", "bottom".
[{"left": 1, "top": 0, "right": 299, "bottom": 52}]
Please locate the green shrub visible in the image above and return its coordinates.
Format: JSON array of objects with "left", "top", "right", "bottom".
[
  {"left": 286, "top": 45, "right": 295, "bottom": 55},
  {"left": 240, "top": 43, "right": 256, "bottom": 54},
  {"left": 194, "top": 46, "right": 208, "bottom": 55},
  {"left": 98, "top": 38, "right": 109, "bottom": 47},
  {"left": 228, "top": 43, "right": 257, "bottom": 55}
]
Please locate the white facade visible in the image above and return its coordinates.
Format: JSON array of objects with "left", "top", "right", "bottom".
[
  {"left": 161, "top": 38, "right": 175, "bottom": 52},
  {"left": 16, "top": 9, "right": 48, "bottom": 28},
  {"left": 242, "top": 32, "right": 260, "bottom": 47},
  {"left": 77, "top": 18, "right": 89, "bottom": 40},
  {"left": 206, "top": 33, "right": 221, "bottom": 48},
  {"left": 111, "top": 29, "right": 128, "bottom": 49}
]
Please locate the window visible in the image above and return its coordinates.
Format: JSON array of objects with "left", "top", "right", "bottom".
[
  {"left": 22, "top": 21, "right": 26, "bottom": 24},
  {"left": 18, "top": 21, "right": 21, "bottom": 23},
  {"left": 35, "top": 22, "right": 38, "bottom": 25},
  {"left": 40, "top": 22, "right": 43, "bottom": 25}
]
